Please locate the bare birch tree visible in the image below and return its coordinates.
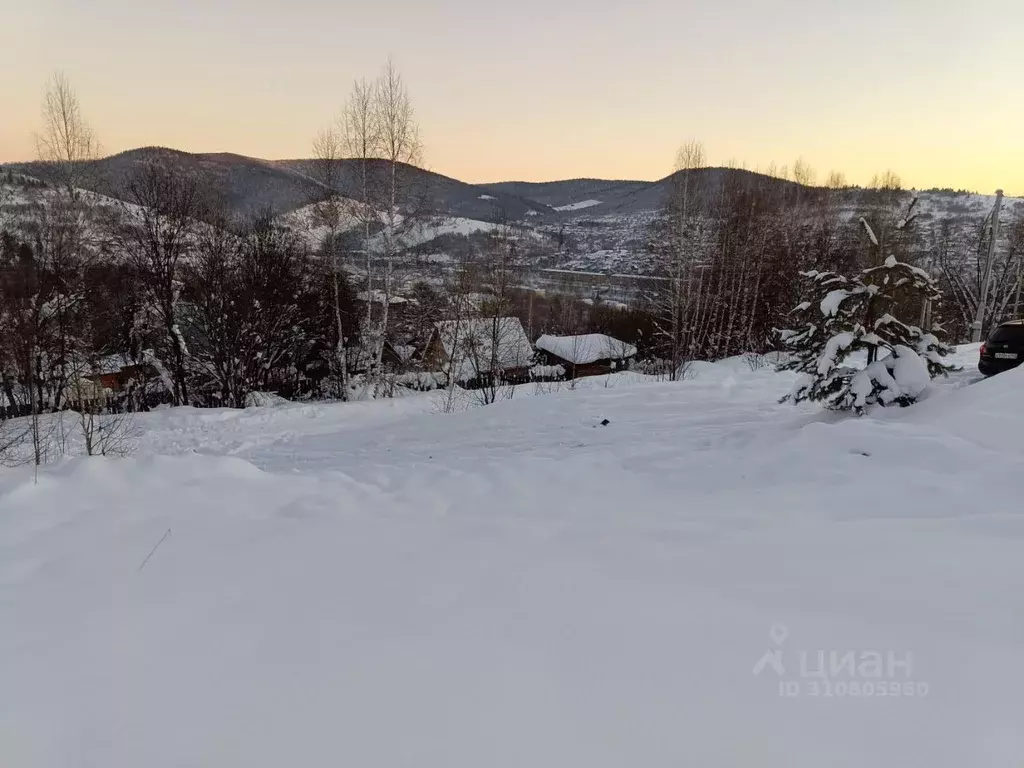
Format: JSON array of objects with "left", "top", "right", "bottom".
[
  {"left": 436, "top": 263, "right": 477, "bottom": 414},
  {"left": 371, "top": 60, "right": 422, "bottom": 383},
  {"left": 310, "top": 127, "right": 350, "bottom": 398},
  {"left": 469, "top": 223, "right": 526, "bottom": 405},
  {"left": 792, "top": 157, "right": 816, "bottom": 188},
  {"left": 16, "top": 74, "right": 104, "bottom": 458},
  {"left": 110, "top": 163, "right": 203, "bottom": 406},
  {"left": 649, "top": 139, "right": 706, "bottom": 379},
  {"left": 73, "top": 375, "right": 138, "bottom": 457},
  {"left": 826, "top": 171, "right": 847, "bottom": 190},
  {"left": 35, "top": 72, "right": 101, "bottom": 196},
  {"left": 339, "top": 77, "right": 381, "bottom": 383}
]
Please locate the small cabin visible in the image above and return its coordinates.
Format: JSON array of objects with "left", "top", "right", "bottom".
[
  {"left": 87, "top": 353, "right": 158, "bottom": 392},
  {"left": 424, "top": 317, "right": 533, "bottom": 387},
  {"left": 382, "top": 341, "right": 419, "bottom": 370},
  {"left": 534, "top": 333, "right": 636, "bottom": 379}
]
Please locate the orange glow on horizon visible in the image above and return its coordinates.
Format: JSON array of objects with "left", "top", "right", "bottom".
[{"left": 3, "top": 0, "right": 1022, "bottom": 196}]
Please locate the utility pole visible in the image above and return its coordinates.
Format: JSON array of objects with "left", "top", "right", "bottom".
[{"left": 972, "top": 189, "right": 1004, "bottom": 343}]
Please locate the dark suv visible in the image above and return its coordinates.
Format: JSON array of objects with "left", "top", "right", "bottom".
[{"left": 979, "top": 321, "right": 1024, "bottom": 376}]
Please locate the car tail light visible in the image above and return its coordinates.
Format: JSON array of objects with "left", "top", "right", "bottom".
[{"left": 980, "top": 343, "right": 986, "bottom": 356}]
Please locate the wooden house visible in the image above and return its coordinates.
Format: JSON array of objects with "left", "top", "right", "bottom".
[
  {"left": 423, "top": 317, "right": 533, "bottom": 387},
  {"left": 534, "top": 333, "right": 637, "bottom": 379},
  {"left": 83, "top": 351, "right": 175, "bottom": 409},
  {"left": 88, "top": 353, "right": 158, "bottom": 392},
  {"left": 382, "top": 341, "right": 419, "bottom": 370}
]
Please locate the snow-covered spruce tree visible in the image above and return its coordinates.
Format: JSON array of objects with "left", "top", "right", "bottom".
[{"left": 778, "top": 255, "right": 956, "bottom": 414}]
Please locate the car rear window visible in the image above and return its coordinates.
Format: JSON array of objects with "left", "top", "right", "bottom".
[{"left": 989, "top": 324, "right": 1024, "bottom": 343}]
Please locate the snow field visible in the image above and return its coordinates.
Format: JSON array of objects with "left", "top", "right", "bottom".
[
  {"left": 553, "top": 199, "right": 602, "bottom": 212},
  {"left": 2, "top": 349, "right": 1023, "bottom": 767}
]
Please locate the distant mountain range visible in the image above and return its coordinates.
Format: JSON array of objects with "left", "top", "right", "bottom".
[
  {"left": 6, "top": 146, "right": 760, "bottom": 222},
  {"left": 5, "top": 147, "right": 1019, "bottom": 278},
  {"left": 10, "top": 148, "right": 325, "bottom": 218}
]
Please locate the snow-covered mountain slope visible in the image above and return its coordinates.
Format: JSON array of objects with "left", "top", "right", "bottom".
[
  {"left": 553, "top": 198, "right": 603, "bottom": 211},
  {"left": 274, "top": 158, "right": 550, "bottom": 221},
  {"left": 5, "top": 161, "right": 1021, "bottom": 306},
  {"left": 279, "top": 204, "right": 528, "bottom": 252},
  {"left": 3, "top": 348, "right": 1023, "bottom": 766},
  {"left": 483, "top": 177, "right": 661, "bottom": 213},
  {"left": 275, "top": 198, "right": 365, "bottom": 246},
  {"left": 9, "top": 151, "right": 1021, "bottom": 278},
  {"left": 0, "top": 174, "right": 138, "bottom": 251},
  {"left": 9, "top": 148, "right": 333, "bottom": 218}
]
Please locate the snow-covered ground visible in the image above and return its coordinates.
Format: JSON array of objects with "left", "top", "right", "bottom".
[
  {"left": 415, "top": 216, "right": 500, "bottom": 240},
  {"left": 4, "top": 346, "right": 1024, "bottom": 766},
  {"left": 553, "top": 199, "right": 602, "bottom": 212}
]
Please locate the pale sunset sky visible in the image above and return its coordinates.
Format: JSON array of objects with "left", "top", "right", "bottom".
[{"left": 3, "top": 0, "right": 1023, "bottom": 192}]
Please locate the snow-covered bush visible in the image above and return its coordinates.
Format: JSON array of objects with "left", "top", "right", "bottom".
[
  {"left": 631, "top": 357, "right": 674, "bottom": 377},
  {"left": 245, "top": 391, "right": 290, "bottom": 408},
  {"left": 393, "top": 371, "right": 445, "bottom": 392},
  {"left": 529, "top": 364, "right": 565, "bottom": 382},
  {"left": 742, "top": 352, "right": 768, "bottom": 371},
  {"left": 778, "top": 256, "right": 957, "bottom": 414}
]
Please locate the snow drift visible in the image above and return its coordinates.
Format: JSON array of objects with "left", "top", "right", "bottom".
[{"left": 2, "top": 360, "right": 1023, "bottom": 767}]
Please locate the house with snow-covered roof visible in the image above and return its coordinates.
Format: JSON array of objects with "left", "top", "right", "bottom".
[
  {"left": 534, "top": 333, "right": 636, "bottom": 379},
  {"left": 424, "top": 317, "right": 533, "bottom": 387},
  {"left": 379, "top": 340, "right": 420, "bottom": 372},
  {"left": 83, "top": 350, "right": 169, "bottom": 394}
]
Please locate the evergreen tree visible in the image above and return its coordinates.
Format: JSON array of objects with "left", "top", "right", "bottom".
[{"left": 778, "top": 255, "right": 956, "bottom": 414}]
